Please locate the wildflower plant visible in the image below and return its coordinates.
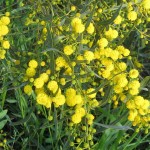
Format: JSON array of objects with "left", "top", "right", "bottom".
[{"left": 0, "top": 0, "right": 150, "bottom": 149}]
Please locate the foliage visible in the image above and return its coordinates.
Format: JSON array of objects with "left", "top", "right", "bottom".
[{"left": 0, "top": 0, "right": 150, "bottom": 149}]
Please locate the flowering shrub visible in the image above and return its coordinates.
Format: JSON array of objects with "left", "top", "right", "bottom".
[{"left": 0, "top": 0, "right": 150, "bottom": 149}]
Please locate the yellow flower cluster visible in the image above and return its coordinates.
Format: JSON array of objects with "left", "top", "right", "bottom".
[
  {"left": 126, "top": 96, "right": 150, "bottom": 132},
  {"left": 20, "top": 1, "right": 150, "bottom": 148},
  {"left": 105, "top": 28, "right": 118, "bottom": 40},
  {"left": 71, "top": 17, "right": 85, "bottom": 33},
  {"left": 0, "top": 13, "right": 10, "bottom": 59}
]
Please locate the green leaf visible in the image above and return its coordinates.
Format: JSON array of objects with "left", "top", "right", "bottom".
[
  {"left": 140, "top": 76, "right": 150, "bottom": 90},
  {"left": 0, "top": 119, "right": 7, "bottom": 130},
  {"left": 93, "top": 122, "right": 133, "bottom": 130},
  {"left": 0, "top": 110, "right": 7, "bottom": 120},
  {"left": 11, "top": 107, "right": 34, "bottom": 126},
  {"left": 99, "top": 4, "right": 122, "bottom": 26}
]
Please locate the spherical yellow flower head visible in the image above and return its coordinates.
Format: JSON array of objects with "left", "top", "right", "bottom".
[
  {"left": 71, "top": 113, "right": 82, "bottom": 124},
  {"left": 129, "top": 69, "right": 139, "bottom": 78},
  {"left": 117, "top": 76, "right": 128, "bottom": 88},
  {"left": 109, "top": 50, "right": 119, "bottom": 61},
  {"left": 118, "top": 62, "right": 127, "bottom": 71},
  {"left": 0, "top": 49, "right": 6, "bottom": 59},
  {"left": 56, "top": 56, "right": 67, "bottom": 68},
  {"left": 5, "top": 12, "right": 10, "bottom": 17},
  {"left": 28, "top": 59, "right": 38, "bottom": 68},
  {"left": 41, "top": 61, "right": 46, "bottom": 66},
  {"left": 101, "top": 69, "right": 111, "bottom": 79},
  {"left": 84, "top": 50, "right": 94, "bottom": 62},
  {"left": 47, "top": 80, "right": 58, "bottom": 93},
  {"left": 122, "top": 48, "right": 130, "bottom": 57},
  {"left": 75, "top": 107, "right": 86, "bottom": 117},
  {"left": 66, "top": 88, "right": 77, "bottom": 106},
  {"left": 127, "top": 11, "right": 137, "bottom": 21},
  {"left": 114, "top": 85, "right": 123, "bottom": 94},
  {"left": 98, "top": 38, "right": 108, "bottom": 48},
  {"left": 75, "top": 94, "right": 83, "bottom": 104},
  {"left": 34, "top": 77, "right": 44, "bottom": 89},
  {"left": 86, "top": 23, "right": 95, "bottom": 34},
  {"left": 126, "top": 100, "right": 136, "bottom": 109},
  {"left": 71, "top": 17, "right": 85, "bottom": 33},
  {"left": 114, "top": 15, "right": 122, "bottom": 24},
  {"left": 129, "top": 89, "right": 139, "bottom": 96},
  {"left": 0, "top": 25, "right": 9, "bottom": 36},
  {"left": 141, "top": 0, "right": 150, "bottom": 9},
  {"left": 24, "top": 85, "right": 32, "bottom": 95},
  {"left": 40, "top": 73, "right": 49, "bottom": 83},
  {"left": 105, "top": 28, "right": 118, "bottom": 40},
  {"left": 134, "top": 96, "right": 144, "bottom": 108},
  {"left": 63, "top": 45, "right": 74, "bottom": 55},
  {"left": 1, "top": 16, "right": 10, "bottom": 25},
  {"left": 42, "top": 27, "right": 47, "bottom": 34},
  {"left": 36, "top": 93, "right": 52, "bottom": 108},
  {"left": 86, "top": 114, "right": 94, "bottom": 125},
  {"left": 2, "top": 40, "right": 10, "bottom": 49},
  {"left": 52, "top": 94, "right": 66, "bottom": 106},
  {"left": 26, "top": 67, "right": 36, "bottom": 77},
  {"left": 87, "top": 88, "right": 96, "bottom": 99},
  {"left": 101, "top": 58, "right": 112, "bottom": 66},
  {"left": 142, "top": 99, "right": 150, "bottom": 110},
  {"left": 60, "top": 78, "right": 66, "bottom": 85},
  {"left": 128, "top": 109, "right": 138, "bottom": 121},
  {"left": 128, "top": 80, "right": 140, "bottom": 89},
  {"left": 71, "top": 6, "right": 76, "bottom": 11}
]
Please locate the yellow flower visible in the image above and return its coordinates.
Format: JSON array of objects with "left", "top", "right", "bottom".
[
  {"left": 66, "top": 88, "right": 76, "bottom": 97},
  {"left": 28, "top": 59, "right": 38, "bottom": 68},
  {"left": 71, "top": 113, "right": 82, "bottom": 124},
  {"left": 134, "top": 96, "right": 144, "bottom": 108},
  {"left": 2, "top": 40, "right": 10, "bottom": 49},
  {"left": 114, "top": 15, "right": 122, "bottom": 24},
  {"left": 26, "top": 67, "right": 36, "bottom": 77},
  {"left": 36, "top": 93, "right": 52, "bottom": 108},
  {"left": 75, "top": 107, "right": 86, "bottom": 117},
  {"left": 109, "top": 50, "right": 119, "bottom": 61},
  {"left": 118, "top": 62, "right": 127, "bottom": 71},
  {"left": 86, "top": 23, "right": 95, "bottom": 34},
  {"left": 40, "top": 73, "right": 49, "bottom": 83},
  {"left": 60, "top": 78, "right": 66, "bottom": 85},
  {"left": 75, "top": 95, "right": 83, "bottom": 104},
  {"left": 105, "top": 28, "right": 118, "bottom": 40},
  {"left": 47, "top": 80, "right": 58, "bottom": 93},
  {"left": 128, "top": 80, "right": 140, "bottom": 89},
  {"left": 84, "top": 50, "right": 94, "bottom": 61},
  {"left": 63, "top": 45, "right": 74, "bottom": 55},
  {"left": 98, "top": 38, "right": 108, "bottom": 48},
  {"left": 141, "top": 0, "right": 150, "bottom": 9},
  {"left": 129, "top": 69, "right": 139, "bottom": 78},
  {"left": 34, "top": 77, "right": 44, "bottom": 89},
  {"left": 71, "top": 6, "right": 76, "bottom": 11},
  {"left": 0, "top": 50, "right": 6, "bottom": 59},
  {"left": 122, "top": 48, "right": 130, "bottom": 56},
  {"left": 101, "top": 69, "right": 111, "bottom": 79},
  {"left": 127, "top": 11, "right": 137, "bottom": 21},
  {"left": 71, "top": 17, "right": 85, "bottom": 33},
  {"left": 0, "top": 25, "right": 9, "bottom": 36},
  {"left": 1, "top": 16, "right": 10, "bottom": 25},
  {"left": 52, "top": 94, "right": 66, "bottom": 106},
  {"left": 56, "top": 56, "right": 67, "bottom": 68},
  {"left": 24, "top": 85, "right": 32, "bottom": 95},
  {"left": 114, "top": 85, "right": 123, "bottom": 94}
]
